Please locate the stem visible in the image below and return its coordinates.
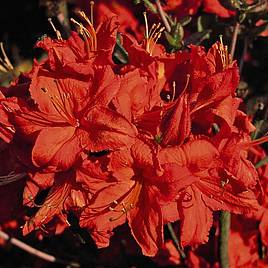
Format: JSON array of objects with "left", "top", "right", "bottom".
[
  {"left": 230, "top": 22, "right": 240, "bottom": 60},
  {"left": 219, "top": 211, "right": 231, "bottom": 268},
  {"left": 167, "top": 223, "right": 186, "bottom": 260},
  {"left": 0, "top": 230, "right": 79, "bottom": 267},
  {"left": 218, "top": 22, "right": 240, "bottom": 267},
  {"left": 155, "top": 0, "right": 171, "bottom": 32}
]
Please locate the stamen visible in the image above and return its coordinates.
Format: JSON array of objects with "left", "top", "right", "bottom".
[
  {"left": 143, "top": 15, "right": 165, "bottom": 55},
  {"left": 217, "top": 35, "right": 232, "bottom": 69},
  {"left": 149, "top": 27, "right": 165, "bottom": 55},
  {"left": 219, "top": 34, "right": 223, "bottom": 46},
  {"left": 0, "top": 42, "right": 14, "bottom": 73},
  {"left": 40, "top": 82, "right": 79, "bottom": 127},
  {"left": 48, "top": 18, "right": 63, "bottom": 41},
  {"left": 71, "top": 11, "right": 97, "bottom": 52},
  {"left": 182, "top": 74, "right": 190, "bottom": 95},
  {"left": 171, "top": 81, "right": 176, "bottom": 102},
  {"left": 108, "top": 181, "right": 142, "bottom": 222},
  {"left": 221, "top": 178, "right": 229, "bottom": 188},
  {"left": 77, "top": 11, "right": 97, "bottom": 51},
  {"left": 148, "top": 23, "right": 157, "bottom": 38},
  {"left": 143, "top": 12, "right": 149, "bottom": 40}
]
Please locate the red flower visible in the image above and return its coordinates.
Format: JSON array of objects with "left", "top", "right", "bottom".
[
  {"left": 80, "top": 138, "right": 192, "bottom": 256},
  {"left": 136, "top": 41, "right": 240, "bottom": 146},
  {"left": 164, "top": 0, "right": 202, "bottom": 17},
  {"left": 159, "top": 138, "right": 262, "bottom": 246},
  {"left": 203, "top": 0, "right": 235, "bottom": 18},
  {"left": 36, "top": 14, "right": 119, "bottom": 75},
  {"left": 13, "top": 63, "right": 137, "bottom": 171},
  {"left": 22, "top": 156, "right": 107, "bottom": 235}
]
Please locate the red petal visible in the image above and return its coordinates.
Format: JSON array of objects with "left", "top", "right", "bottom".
[
  {"left": 128, "top": 186, "right": 163, "bottom": 256},
  {"left": 161, "top": 92, "right": 191, "bottom": 146},
  {"left": 23, "top": 178, "right": 72, "bottom": 235},
  {"left": 178, "top": 185, "right": 213, "bottom": 246},
  {"left": 32, "top": 126, "right": 77, "bottom": 167},
  {"left": 159, "top": 138, "right": 219, "bottom": 169},
  {"left": 82, "top": 106, "right": 137, "bottom": 152}
]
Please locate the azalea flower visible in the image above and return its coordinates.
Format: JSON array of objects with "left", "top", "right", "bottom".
[
  {"left": 80, "top": 138, "right": 195, "bottom": 256},
  {"left": 159, "top": 137, "right": 262, "bottom": 245},
  {"left": 12, "top": 63, "right": 137, "bottom": 171}
]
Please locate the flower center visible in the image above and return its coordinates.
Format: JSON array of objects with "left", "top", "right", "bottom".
[
  {"left": 216, "top": 36, "right": 232, "bottom": 69},
  {"left": 40, "top": 79, "right": 79, "bottom": 127},
  {"left": 143, "top": 12, "right": 165, "bottom": 56}
]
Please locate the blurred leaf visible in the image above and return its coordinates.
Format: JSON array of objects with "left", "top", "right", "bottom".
[
  {"left": 251, "top": 119, "right": 264, "bottom": 140},
  {"left": 255, "top": 155, "right": 268, "bottom": 168},
  {"left": 143, "top": 0, "right": 157, "bottom": 13},
  {"left": 165, "top": 23, "right": 184, "bottom": 51},
  {"left": 112, "top": 33, "right": 129, "bottom": 65},
  {"left": 239, "top": 12, "right": 247, "bottom": 23},
  {"left": 219, "top": 0, "right": 247, "bottom": 11},
  {"left": 197, "top": 14, "right": 214, "bottom": 32},
  {"left": 247, "top": 0, "right": 267, "bottom": 14},
  {"left": 184, "top": 30, "right": 212, "bottom": 46},
  {"left": 179, "top": 16, "right": 192, "bottom": 27}
]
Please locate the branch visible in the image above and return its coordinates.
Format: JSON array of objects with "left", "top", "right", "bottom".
[
  {"left": 230, "top": 22, "right": 240, "bottom": 60},
  {"left": 155, "top": 0, "right": 171, "bottom": 32},
  {"left": 167, "top": 223, "right": 186, "bottom": 260},
  {"left": 0, "top": 230, "right": 79, "bottom": 267}
]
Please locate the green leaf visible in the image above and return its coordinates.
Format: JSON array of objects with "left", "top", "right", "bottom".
[
  {"left": 251, "top": 120, "right": 264, "bottom": 140},
  {"left": 239, "top": 12, "right": 247, "bottom": 23},
  {"left": 112, "top": 33, "right": 129, "bottom": 65},
  {"left": 179, "top": 16, "right": 192, "bottom": 27},
  {"left": 165, "top": 23, "right": 184, "bottom": 51},
  {"left": 143, "top": 0, "right": 157, "bottom": 13},
  {"left": 255, "top": 156, "right": 268, "bottom": 168}
]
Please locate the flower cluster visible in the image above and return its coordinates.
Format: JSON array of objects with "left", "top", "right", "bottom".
[{"left": 0, "top": 4, "right": 267, "bottom": 259}]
